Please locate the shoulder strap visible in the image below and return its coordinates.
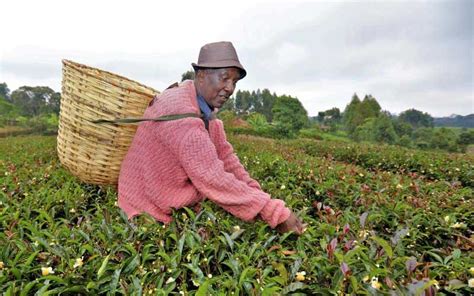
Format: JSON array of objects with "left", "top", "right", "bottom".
[{"left": 91, "top": 113, "right": 202, "bottom": 124}]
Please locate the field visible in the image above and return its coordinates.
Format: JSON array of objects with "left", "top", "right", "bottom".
[
  {"left": 0, "top": 135, "right": 473, "bottom": 295},
  {"left": 0, "top": 126, "right": 34, "bottom": 138}
]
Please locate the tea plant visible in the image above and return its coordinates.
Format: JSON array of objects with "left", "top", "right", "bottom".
[{"left": 0, "top": 135, "right": 472, "bottom": 295}]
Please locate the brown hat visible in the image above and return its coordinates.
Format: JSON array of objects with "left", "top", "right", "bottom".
[{"left": 192, "top": 41, "right": 247, "bottom": 79}]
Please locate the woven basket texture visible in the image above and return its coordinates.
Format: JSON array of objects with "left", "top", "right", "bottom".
[{"left": 57, "top": 59, "right": 159, "bottom": 185}]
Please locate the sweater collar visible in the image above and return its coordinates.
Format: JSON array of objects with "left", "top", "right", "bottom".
[{"left": 196, "top": 94, "right": 214, "bottom": 120}]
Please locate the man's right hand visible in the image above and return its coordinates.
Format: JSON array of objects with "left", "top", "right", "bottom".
[{"left": 276, "top": 211, "right": 304, "bottom": 235}]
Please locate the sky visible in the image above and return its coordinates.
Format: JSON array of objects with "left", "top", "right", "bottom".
[{"left": 0, "top": 0, "right": 472, "bottom": 117}]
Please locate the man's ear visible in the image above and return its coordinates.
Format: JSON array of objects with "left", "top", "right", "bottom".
[{"left": 196, "top": 70, "right": 205, "bottom": 83}]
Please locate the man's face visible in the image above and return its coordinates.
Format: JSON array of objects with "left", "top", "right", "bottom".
[{"left": 197, "top": 68, "right": 241, "bottom": 108}]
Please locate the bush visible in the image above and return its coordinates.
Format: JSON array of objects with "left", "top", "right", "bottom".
[
  {"left": 298, "top": 128, "right": 323, "bottom": 140},
  {"left": 246, "top": 112, "right": 270, "bottom": 133},
  {"left": 397, "top": 135, "right": 412, "bottom": 148}
]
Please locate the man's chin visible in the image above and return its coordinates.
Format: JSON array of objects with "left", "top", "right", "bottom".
[{"left": 214, "top": 102, "right": 226, "bottom": 108}]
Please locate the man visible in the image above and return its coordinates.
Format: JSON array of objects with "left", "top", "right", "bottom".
[{"left": 118, "top": 41, "right": 303, "bottom": 234}]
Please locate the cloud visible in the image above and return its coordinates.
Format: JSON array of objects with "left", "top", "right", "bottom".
[
  {"left": 234, "top": 0, "right": 472, "bottom": 116},
  {"left": 1, "top": 0, "right": 472, "bottom": 116}
]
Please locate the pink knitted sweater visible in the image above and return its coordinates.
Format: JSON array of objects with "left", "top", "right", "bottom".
[{"left": 118, "top": 80, "right": 291, "bottom": 228}]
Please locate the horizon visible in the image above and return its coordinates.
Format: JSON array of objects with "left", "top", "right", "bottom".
[{"left": 1, "top": 79, "right": 473, "bottom": 118}]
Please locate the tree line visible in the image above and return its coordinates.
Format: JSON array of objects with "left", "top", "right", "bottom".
[
  {"left": 181, "top": 71, "right": 473, "bottom": 151},
  {"left": 2, "top": 76, "right": 472, "bottom": 152},
  {"left": 0, "top": 82, "right": 60, "bottom": 132},
  {"left": 315, "top": 93, "right": 474, "bottom": 152}
]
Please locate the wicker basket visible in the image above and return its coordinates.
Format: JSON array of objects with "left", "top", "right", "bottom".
[{"left": 57, "top": 60, "right": 159, "bottom": 185}]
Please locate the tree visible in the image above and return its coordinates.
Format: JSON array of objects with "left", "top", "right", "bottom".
[
  {"left": 343, "top": 93, "right": 383, "bottom": 137},
  {"left": 259, "top": 89, "right": 275, "bottom": 122},
  {"left": 457, "top": 130, "right": 474, "bottom": 146},
  {"left": 272, "top": 95, "right": 309, "bottom": 134},
  {"left": 398, "top": 135, "right": 412, "bottom": 148},
  {"left": 11, "top": 86, "right": 60, "bottom": 116},
  {"left": 317, "top": 107, "right": 341, "bottom": 125},
  {"left": 353, "top": 118, "right": 376, "bottom": 142},
  {"left": 399, "top": 109, "right": 433, "bottom": 129},
  {"left": 235, "top": 90, "right": 252, "bottom": 115},
  {"left": 412, "top": 127, "right": 434, "bottom": 149},
  {"left": 181, "top": 70, "right": 195, "bottom": 81},
  {"left": 360, "top": 95, "right": 381, "bottom": 119},
  {"left": 372, "top": 113, "right": 398, "bottom": 144},
  {"left": 431, "top": 128, "right": 459, "bottom": 152},
  {"left": 343, "top": 93, "right": 362, "bottom": 135},
  {"left": 0, "top": 83, "right": 10, "bottom": 101},
  {"left": 392, "top": 119, "right": 414, "bottom": 137}
]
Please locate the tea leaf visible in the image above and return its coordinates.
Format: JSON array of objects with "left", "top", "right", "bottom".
[
  {"left": 97, "top": 254, "right": 110, "bottom": 279},
  {"left": 372, "top": 236, "right": 393, "bottom": 258}
]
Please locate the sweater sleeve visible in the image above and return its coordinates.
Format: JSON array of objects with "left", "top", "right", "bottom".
[
  {"left": 161, "top": 118, "right": 290, "bottom": 227},
  {"left": 212, "top": 120, "right": 262, "bottom": 190}
]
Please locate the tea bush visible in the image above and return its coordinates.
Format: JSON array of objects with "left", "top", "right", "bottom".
[{"left": 0, "top": 135, "right": 472, "bottom": 295}]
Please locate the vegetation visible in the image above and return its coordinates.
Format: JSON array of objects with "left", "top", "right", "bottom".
[
  {"left": 0, "top": 135, "right": 473, "bottom": 294},
  {"left": 0, "top": 83, "right": 59, "bottom": 134},
  {"left": 434, "top": 114, "right": 474, "bottom": 128}
]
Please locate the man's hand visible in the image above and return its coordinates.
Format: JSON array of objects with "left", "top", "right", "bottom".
[{"left": 276, "top": 211, "right": 304, "bottom": 235}]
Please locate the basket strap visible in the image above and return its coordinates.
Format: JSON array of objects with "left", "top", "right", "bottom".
[{"left": 91, "top": 113, "right": 203, "bottom": 124}]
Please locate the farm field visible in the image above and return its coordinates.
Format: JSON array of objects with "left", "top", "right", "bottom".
[{"left": 0, "top": 135, "right": 473, "bottom": 295}]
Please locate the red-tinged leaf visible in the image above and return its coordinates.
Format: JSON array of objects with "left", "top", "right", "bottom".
[
  {"left": 267, "top": 245, "right": 281, "bottom": 253},
  {"left": 340, "top": 262, "right": 351, "bottom": 277},
  {"left": 343, "top": 223, "right": 350, "bottom": 234},
  {"left": 330, "top": 238, "right": 338, "bottom": 250},
  {"left": 344, "top": 239, "right": 354, "bottom": 252}
]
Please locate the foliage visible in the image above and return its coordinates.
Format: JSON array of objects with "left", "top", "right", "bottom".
[
  {"left": 457, "top": 129, "right": 474, "bottom": 146},
  {"left": 298, "top": 128, "right": 323, "bottom": 140},
  {"left": 343, "top": 94, "right": 382, "bottom": 136},
  {"left": 11, "top": 86, "right": 60, "bottom": 117},
  {"left": 0, "top": 83, "right": 10, "bottom": 101},
  {"left": 272, "top": 95, "right": 309, "bottom": 134},
  {"left": 0, "top": 100, "right": 20, "bottom": 126},
  {"left": 353, "top": 118, "right": 376, "bottom": 143},
  {"left": 181, "top": 70, "right": 195, "bottom": 82},
  {"left": 434, "top": 114, "right": 474, "bottom": 128},
  {"left": 431, "top": 128, "right": 459, "bottom": 152},
  {"left": 317, "top": 108, "right": 341, "bottom": 125},
  {"left": 397, "top": 135, "right": 413, "bottom": 148},
  {"left": 372, "top": 114, "right": 398, "bottom": 144},
  {"left": 412, "top": 128, "right": 434, "bottom": 149},
  {"left": 392, "top": 120, "right": 414, "bottom": 138},
  {"left": 234, "top": 89, "right": 276, "bottom": 122},
  {"left": 342, "top": 93, "right": 362, "bottom": 135},
  {"left": 217, "top": 110, "right": 238, "bottom": 127},
  {"left": 246, "top": 113, "right": 270, "bottom": 133},
  {"left": 295, "top": 138, "right": 473, "bottom": 187},
  {"left": 399, "top": 109, "right": 434, "bottom": 129},
  {"left": 0, "top": 135, "right": 473, "bottom": 294}
]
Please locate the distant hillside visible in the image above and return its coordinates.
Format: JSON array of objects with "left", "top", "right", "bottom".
[{"left": 434, "top": 114, "right": 474, "bottom": 128}]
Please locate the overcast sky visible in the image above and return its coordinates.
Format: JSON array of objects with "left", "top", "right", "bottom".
[{"left": 0, "top": 0, "right": 472, "bottom": 117}]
